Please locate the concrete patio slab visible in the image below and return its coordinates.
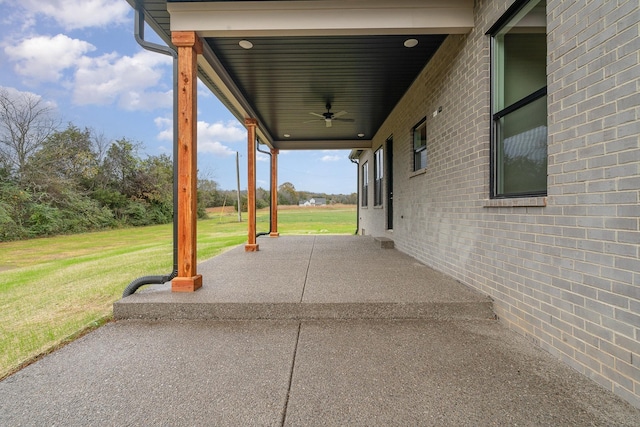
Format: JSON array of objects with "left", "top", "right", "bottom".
[
  {"left": 2, "top": 319, "right": 639, "bottom": 426},
  {"left": 114, "top": 236, "right": 494, "bottom": 321},
  {"left": 285, "top": 319, "right": 640, "bottom": 426},
  {"left": 0, "top": 320, "right": 299, "bottom": 426},
  {"left": 3, "top": 235, "right": 640, "bottom": 424}
]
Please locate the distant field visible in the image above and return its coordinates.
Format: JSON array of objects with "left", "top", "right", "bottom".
[{"left": 0, "top": 205, "right": 356, "bottom": 379}]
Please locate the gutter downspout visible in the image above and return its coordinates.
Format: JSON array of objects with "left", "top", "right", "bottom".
[
  {"left": 350, "top": 158, "right": 360, "bottom": 235},
  {"left": 256, "top": 141, "right": 272, "bottom": 238},
  {"left": 122, "top": 6, "right": 179, "bottom": 297}
]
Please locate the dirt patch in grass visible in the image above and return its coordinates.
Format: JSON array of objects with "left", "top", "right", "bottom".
[{"left": 206, "top": 206, "right": 237, "bottom": 214}]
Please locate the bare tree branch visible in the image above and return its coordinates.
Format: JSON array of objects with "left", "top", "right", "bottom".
[{"left": 0, "top": 88, "right": 60, "bottom": 181}]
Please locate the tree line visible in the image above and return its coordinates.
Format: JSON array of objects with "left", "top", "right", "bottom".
[
  {"left": 233, "top": 182, "right": 357, "bottom": 212},
  {"left": 0, "top": 89, "right": 356, "bottom": 242}
]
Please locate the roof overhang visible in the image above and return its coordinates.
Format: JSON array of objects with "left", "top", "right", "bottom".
[
  {"left": 131, "top": 0, "right": 475, "bottom": 151},
  {"left": 167, "top": 0, "right": 474, "bottom": 37}
]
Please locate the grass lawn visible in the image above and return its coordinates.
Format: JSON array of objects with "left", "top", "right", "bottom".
[{"left": 0, "top": 205, "right": 356, "bottom": 379}]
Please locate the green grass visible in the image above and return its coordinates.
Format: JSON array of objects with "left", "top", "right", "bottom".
[{"left": 0, "top": 205, "right": 356, "bottom": 379}]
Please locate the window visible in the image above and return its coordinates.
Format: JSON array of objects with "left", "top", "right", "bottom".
[
  {"left": 361, "top": 161, "right": 368, "bottom": 207},
  {"left": 413, "top": 118, "right": 427, "bottom": 171},
  {"left": 490, "top": 0, "right": 547, "bottom": 198},
  {"left": 374, "top": 147, "right": 383, "bottom": 206}
]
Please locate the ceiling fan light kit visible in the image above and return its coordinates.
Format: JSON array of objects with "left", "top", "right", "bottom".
[{"left": 307, "top": 103, "right": 354, "bottom": 128}]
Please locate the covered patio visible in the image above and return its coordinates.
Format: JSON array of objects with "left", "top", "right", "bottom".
[{"left": 124, "top": 0, "right": 475, "bottom": 292}]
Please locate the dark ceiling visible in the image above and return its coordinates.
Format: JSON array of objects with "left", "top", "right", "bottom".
[
  {"left": 128, "top": 0, "right": 449, "bottom": 148},
  {"left": 205, "top": 35, "right": 447, "bottom": 143}
]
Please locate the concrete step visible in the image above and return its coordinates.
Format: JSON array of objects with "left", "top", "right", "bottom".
[
  {"left": 114, "top": 236, "right": 495, "bottom": 322},
  {"left": 114, "top": 299, "right": 495, "bottom": 321},
  {"left": 373, "top": 236, "right": 394, "bottom": 248}
]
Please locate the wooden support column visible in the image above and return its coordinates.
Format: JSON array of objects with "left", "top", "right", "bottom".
[
  {"left": 269, "top": 148, "right": 279, "bottom": 237},
  {"left": 245, "top": 118, "right": 259, "bottom": 252},
  {"left": 171, "top": 31, "right": 203, "bottom": 292}
]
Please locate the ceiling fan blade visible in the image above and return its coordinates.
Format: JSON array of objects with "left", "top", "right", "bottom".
[
  {"left": 332, "top": 110, "right": 348, "bottom": 118},
  {"left": 309, "top": 112, "right": 324, "bottom": 118}
]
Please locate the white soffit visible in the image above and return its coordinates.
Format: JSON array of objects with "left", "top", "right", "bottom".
[{"left": 167, "top": 0, "right": 474, "bottom": 37}]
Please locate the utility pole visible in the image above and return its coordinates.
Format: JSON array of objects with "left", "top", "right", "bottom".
[{"left": 236, "top": 151, "right": 242, "bottom": 222}]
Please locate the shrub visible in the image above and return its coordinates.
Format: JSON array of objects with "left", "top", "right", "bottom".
[
  {"left": 58, "top": 192, "right": 115, "bottom": 233},
  {"left": 27, "top": 204, "right": 63, "bottom": 236},
  {"left": 0, "top": 203, "right": 26, "bottom": 241},
  {"left": 123, "top": 200, "right": 150, "bottom": 227}
]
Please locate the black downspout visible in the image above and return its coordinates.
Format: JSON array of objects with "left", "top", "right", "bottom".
[
  {"left": 122, "top": 6, "right": 179, "bottom": 297},
  {"left": 350, "top": 158, "right": 360, "bottom": 235},
  {"left": 256, "top": 141, "right": 272, "bottom": 238}
]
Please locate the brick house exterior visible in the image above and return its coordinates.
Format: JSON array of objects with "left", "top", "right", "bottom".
[
  {"left": 130, "top": 0, "right": 638, "bottom": 408},
  {"left": 354, "top": 0, "right": 639, "bottom": 407}
]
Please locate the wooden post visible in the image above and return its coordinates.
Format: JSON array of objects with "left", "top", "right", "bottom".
[
  {"left": 236, "top": 151, "right": 242, "bottom": 222},
  {"left": 269, "top": 148, "right": 279, "bottom": 237},
  {"left": 245, "top": 118, "right": 259, "bottom": 252},
  {"left": 171, "top": 31, "right": 203, "bottom": 292}
]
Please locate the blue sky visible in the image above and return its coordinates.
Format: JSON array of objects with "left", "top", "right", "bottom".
[{"left": 0, "top": 0, "right": 356, "bottom": 195}]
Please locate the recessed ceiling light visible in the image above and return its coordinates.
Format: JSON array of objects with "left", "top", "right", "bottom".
[
  {"left": 284, "top": 134, "right": 291, "bottom": 138},
  {"left": 404, "top": 38, "right": 418, "bottom": 48},
  {"left": 357, "top": 133, "right": 365, "bottom": 138},
  {"left": 239, "top": 40, "right": 253, "bottom": 49}
]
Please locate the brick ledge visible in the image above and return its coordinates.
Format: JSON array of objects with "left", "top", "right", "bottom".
[{"left": 483, "top": 197, "right": 547, "bottom": 208}]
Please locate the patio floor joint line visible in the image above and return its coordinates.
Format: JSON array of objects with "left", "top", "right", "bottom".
[
  {"left": 299, "top": 236, "right": 316, "bottom": 303},
  {"left": 279, "top": 321, "right": 302, "bottom": 426}
]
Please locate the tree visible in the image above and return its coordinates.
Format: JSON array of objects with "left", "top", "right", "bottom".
[
  {"left": 91, "top": 131, "right": 111, "bottom": 164},
  {"left": 136, "top": 154, "right": 174, "bottom": 223},
  {"left": 24, "top": 124, "right": 98, "bottom": 196},
  {"left": 278, "top": 181, "right": 298, "bottom": 205},
  {"left": 100, "top": 138, "right": 141, "bottom": 196},
  {"left": 198, "top": 178, "right": 222, "bottom": 208},
  {"left": 0, "top": 179, "right": 30, "bottom": 241},
  {"left": 0, "top": 88, "right": 59, "bottom": 181},
  {"left": 256, "top": 187, "right": 270, "bottom": 209}
]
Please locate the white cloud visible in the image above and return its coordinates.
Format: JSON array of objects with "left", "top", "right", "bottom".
[
  {"left": 257, "top": 153, "right": 269, "bottom": 162},
  {"left": 19, "top": 0, "right": 130, "bottom": 30},
  {"left": 155, "top": 118, "right": 246, "bottom": 157},
  {"left": 321, "top": 155, "right": 343, "bottom": 162},
  {"left": 4, "top": 34, "right": 95, "bottom": 82},
  {"left": 73, "top": 50, "right": 172, "bottom": 110},
  {"left": 198, "top": 120, "right": 245, "bottom": 156},
  {"left": 199, "top": 140, "right": 236, "bottom": 157},
  {"left": 0, "top": 86, "right": 58, "bottom": 110},
  {"left": 199, "top": 120, "right": 245, "bottom": 143},
  {"left": 154, "top": 117, "right": 173, "bottom": 141},
  {"left": 4, "top": 33, "right": 172, "bottom": 111}
]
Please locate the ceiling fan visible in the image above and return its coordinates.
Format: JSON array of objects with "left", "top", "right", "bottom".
[{"left": 306, "top": 103, "right": 354, "bottom": 127}]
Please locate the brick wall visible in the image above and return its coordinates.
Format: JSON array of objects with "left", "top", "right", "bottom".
[{"left": 358, "top": 0, "right": 639, "bottom": 408}]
